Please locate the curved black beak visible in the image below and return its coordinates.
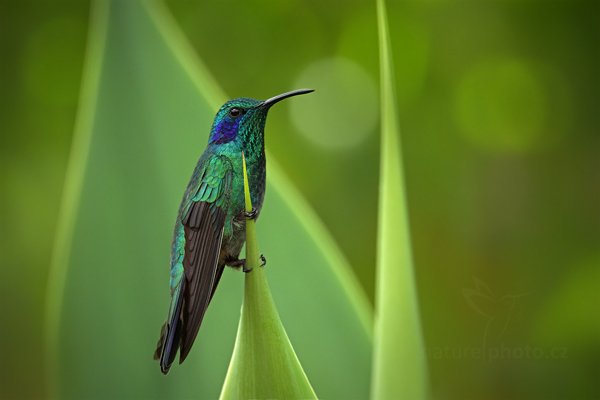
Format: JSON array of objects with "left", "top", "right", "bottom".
[{"left": 261, "top": 88, "right": 314, "bottom": 109}]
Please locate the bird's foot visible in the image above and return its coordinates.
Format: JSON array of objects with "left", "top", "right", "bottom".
[
  {"left": 247, "top": 254, "right": 267, "bottom": 272},
  {"left": 243, "top": 263, "right": 252, "bottom": 273},
  {"left": 245, "top": 208, "right": 258, "bottom": 220},
  {"left": 226, "top": 258, "right": 246, "bottom": 270},
  {"left": 234, "top": 208, "right": 258, "bottom": 224},
  {"left": 225, "top": 254, "right": 266, "bottom": 273}
]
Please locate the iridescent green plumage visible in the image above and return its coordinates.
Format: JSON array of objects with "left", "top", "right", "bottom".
[{"left": 154, "top": 89, "right": 313, "bottom": 374}]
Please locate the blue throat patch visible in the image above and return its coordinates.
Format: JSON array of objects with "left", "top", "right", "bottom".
[{"left": 210, "top": 118, "right": 241, "bottom": 144}]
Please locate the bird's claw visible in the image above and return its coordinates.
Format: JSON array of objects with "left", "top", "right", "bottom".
[
  {"left": 242, "top": 254, "right": 267, "bottom": 273},
  {"left": 245, "top": 208, "right": 258, "bottom": 220}
]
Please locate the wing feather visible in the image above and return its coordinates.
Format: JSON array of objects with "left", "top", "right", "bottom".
[
  {"left": 156, "top": 154, "right": 233, "bottom": 372},
  {"left": 179, "top": 202, "right": 225, "bottom": 362},
  {"left": 178, "top": 155, "right": 232, "bottom": 363}
]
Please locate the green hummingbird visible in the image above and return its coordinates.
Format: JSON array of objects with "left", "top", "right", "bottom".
[{"left": 154, "top": 89, "right": 314, "bottom": 374}]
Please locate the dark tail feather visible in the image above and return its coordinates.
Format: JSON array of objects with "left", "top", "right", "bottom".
[{"left": 154, "top": 280, "right": 185, "bottom": 375}]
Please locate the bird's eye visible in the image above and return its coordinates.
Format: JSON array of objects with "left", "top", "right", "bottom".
[{"left": 229, "top": 108, "right": 242, "bottom": 118}]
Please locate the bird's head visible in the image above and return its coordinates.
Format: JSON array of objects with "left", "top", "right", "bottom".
[{"left": 208, "top": 89, "right": 313, "bottom": 145}]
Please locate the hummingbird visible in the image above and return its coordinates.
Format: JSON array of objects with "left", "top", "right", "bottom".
[{"left": 154, "top": 89, "right": 314, "bottom": 374}]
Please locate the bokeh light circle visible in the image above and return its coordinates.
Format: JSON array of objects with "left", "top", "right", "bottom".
[
  {"left": 455, "top": 58, "right": 546, "bottom": 153},
  {"left": 290, "top": 57, "right": 378, "bottom": 150}
]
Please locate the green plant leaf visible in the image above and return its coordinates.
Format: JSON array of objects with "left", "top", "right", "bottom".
[
  {"left": 45, "top": 1, "right": 372, "bottom": 399},
  {"left": 219, "top": 155, "right": 317, "bottom": 400},
  {"left": 371, "top": 0, "right": 428, "bottom": 399}
]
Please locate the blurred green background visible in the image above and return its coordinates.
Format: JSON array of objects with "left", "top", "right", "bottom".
[{"left": 1, "top": 0, "right": 598, "bottom": 399}]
